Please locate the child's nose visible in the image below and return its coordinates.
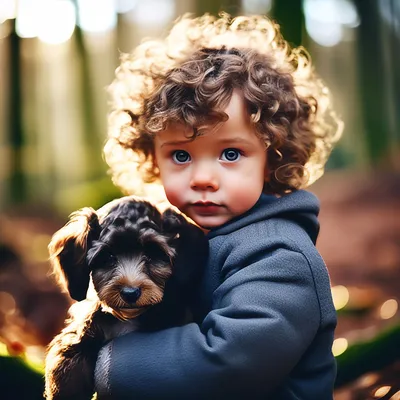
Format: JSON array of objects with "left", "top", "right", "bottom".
[{"left": 190, "top": 164, "right": 219, "bottom": 191}]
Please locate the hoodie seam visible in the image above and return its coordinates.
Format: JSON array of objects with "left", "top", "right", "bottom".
[{"left": 283, "top": 239, "right": 323, "bottom": 329}]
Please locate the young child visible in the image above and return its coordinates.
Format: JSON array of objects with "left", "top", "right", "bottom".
[{"left": 95, "top": 13, "right": 343, "bottom": 399}]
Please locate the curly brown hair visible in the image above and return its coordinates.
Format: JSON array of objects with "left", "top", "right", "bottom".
[{"left": 104, "top": 13, "right": 343, "bottom": 197}]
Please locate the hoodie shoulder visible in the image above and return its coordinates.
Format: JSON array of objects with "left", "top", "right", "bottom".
[{"left": 208, "top": 190, "right": 320, "bottom": 242}]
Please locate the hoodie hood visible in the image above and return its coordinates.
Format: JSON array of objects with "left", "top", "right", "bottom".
[{"left": 207, "top": 190, "right": 320, "bottom": 243}]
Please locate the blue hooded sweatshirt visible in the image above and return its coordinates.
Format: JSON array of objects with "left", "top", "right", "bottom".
[{"left": 95, "top": 190, "right": 337, "bottom": 399}]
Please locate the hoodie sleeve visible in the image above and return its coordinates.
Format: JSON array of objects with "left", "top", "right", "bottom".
[{"left": 95, "top": 243, "right": 322, "bottom": 399}]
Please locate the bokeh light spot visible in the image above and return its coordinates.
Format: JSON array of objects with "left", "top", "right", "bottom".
[
  {"left": 126, "top": 0, "right": 174, "bottom": 26},
  {"left": 389, "top": 391, "right": 400, "bottom": 400},
  {"left": 0, "top": 0, "right": 17, "bottom": 23},
  {"left": 331, "top": 285, "right": 349, "bottom": 310},
  {"left": 77, "top": 0, "right": 117, "bottom": 33},
  {"left": 0, "top": 291, "right": 16, "bottom": 315},
  {"left": 380, "top": 299, "right": 398, "bottom": 320},
  {"left": 374, "top": 386, "right": 391, "bottom": 398},
  {"left": 38, "top": 0, "right": 76, "bottom": 44},
  {"left": 332, "top": 337, "right": 348, "bottom": 357}
]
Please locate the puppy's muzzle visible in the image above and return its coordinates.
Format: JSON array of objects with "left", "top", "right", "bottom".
[{"left": 120, "top": 286, "right": 142, "bottom": 304}]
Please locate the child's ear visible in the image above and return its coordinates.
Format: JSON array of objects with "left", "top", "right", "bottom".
[{"left": 48, "top": 208, "right": 101, "bottom": 301}]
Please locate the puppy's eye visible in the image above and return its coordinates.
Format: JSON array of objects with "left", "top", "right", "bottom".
[
  {"left": 99, "top": 251, "right": 116, "bottom": 264},
  {"left": 88, "top": 250, "right": 117, "bottom": 269},
  {"left": 105, "top": 253, "right": 117, "bottom": 264},
  {"left": 143, "top": 243, "right": 170, "bottom": 264}
]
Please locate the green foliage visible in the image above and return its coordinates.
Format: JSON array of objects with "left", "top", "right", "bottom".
[
  {"left": 195, "top": 0, "right": 241, "bottom": 16},
  {"left": 0, "top": 355, "right": 44, "bottom": 400},
  {"left": 335, "top": 324, "right": 400, "bottom": 388}
]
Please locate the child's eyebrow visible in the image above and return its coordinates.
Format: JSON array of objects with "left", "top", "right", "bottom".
[
  {"left": 217, "top": 137, "right": 254, "bottom": 146},
  {"left": 160, "top": 139, "right": 193, "bottom": 148},
  {"left": 161, "top": 137, "right": 254, "bottom": 148}
]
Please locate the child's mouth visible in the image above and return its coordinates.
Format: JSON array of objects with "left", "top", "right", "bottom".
[{"left": 191, "top": 202, "right": 222, "bottom": 215}]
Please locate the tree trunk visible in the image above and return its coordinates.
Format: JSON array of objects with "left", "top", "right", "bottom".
[
  {"left": 195, "top": 0, "right": 241, "bottom": 17},
  {"left": 8, "top": 20, "right": 26, "bottom": 204},
  {"left": 353, "top": 0, "right": 398, "bottom": 166},
  {"left": 271, "top": 0, "right": 304, "bottom": 47}
]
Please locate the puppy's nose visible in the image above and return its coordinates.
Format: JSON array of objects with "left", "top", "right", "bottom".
[{"left": 120, "top": 287, "right": 142, "bottom": 304}]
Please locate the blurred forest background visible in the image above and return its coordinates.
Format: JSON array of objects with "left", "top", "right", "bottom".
[{"left": 0, "top": 0, "right": 399, "bottom": 399}]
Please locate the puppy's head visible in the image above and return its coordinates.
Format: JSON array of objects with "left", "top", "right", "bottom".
[
  {"left": 87, "top": 200, "right": 178, "bottom": 320},
  {"left": 49, "top": 198, "right": 206, "bottom": 321}
]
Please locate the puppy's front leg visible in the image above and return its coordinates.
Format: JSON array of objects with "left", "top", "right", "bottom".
[{"left": 45, "top": 305, "right": 105, "bottom": 400}]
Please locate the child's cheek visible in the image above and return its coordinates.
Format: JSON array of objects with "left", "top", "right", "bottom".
[
  {"left": 158, "top": 166, "right": 187, "bottom": 209},
  {"left": 163, "top": 183, "right": 184, "bottom": 209}
]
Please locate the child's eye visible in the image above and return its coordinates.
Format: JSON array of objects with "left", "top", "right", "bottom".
[
  {"left": 172, "top": 150, "right": 191, "bottom": 164},
  {"left": 220, "top": 148, "right": 241, "bottom": 162}
]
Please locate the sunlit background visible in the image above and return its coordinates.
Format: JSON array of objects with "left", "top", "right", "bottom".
[{"left": 0, "top": 1, "right": 399, "bottom": 399}]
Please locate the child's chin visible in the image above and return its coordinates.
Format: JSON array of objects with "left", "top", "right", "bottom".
[{"left": 191, "top": 215, "right": 232, "bottom": 230}]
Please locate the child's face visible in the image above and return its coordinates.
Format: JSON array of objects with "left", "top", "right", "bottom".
[{"left": 154, "top": 91, "right": 267, "bottom": 230}]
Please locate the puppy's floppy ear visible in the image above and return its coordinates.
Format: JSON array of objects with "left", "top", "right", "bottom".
[
  {"left": 162, "top": 208, "right": 208, "bottom": 291},
  {"left": 48, "top": 207, "right": 101, "bottom": 301}
]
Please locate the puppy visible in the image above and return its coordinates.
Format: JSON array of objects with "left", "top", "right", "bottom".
[{"left": 44, "top": 197, "right": 208, "bottom": 400}]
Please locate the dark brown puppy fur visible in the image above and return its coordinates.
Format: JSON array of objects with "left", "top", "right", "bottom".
[{"left": 45, "top": 197, "right": 208, "bottom": 400}]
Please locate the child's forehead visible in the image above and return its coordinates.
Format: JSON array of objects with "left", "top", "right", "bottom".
[
  {"left": 162, "top": 90, "right": 249, "bottom": 131},
  {"left": 155, "top": 90, "right": 259, "bottom": 143},
  {"left": 155, "top": 128, "right": 259, "bottom": 147},
  {"left": 155, "top": 127, "right": 264, "bottom": 152}
]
